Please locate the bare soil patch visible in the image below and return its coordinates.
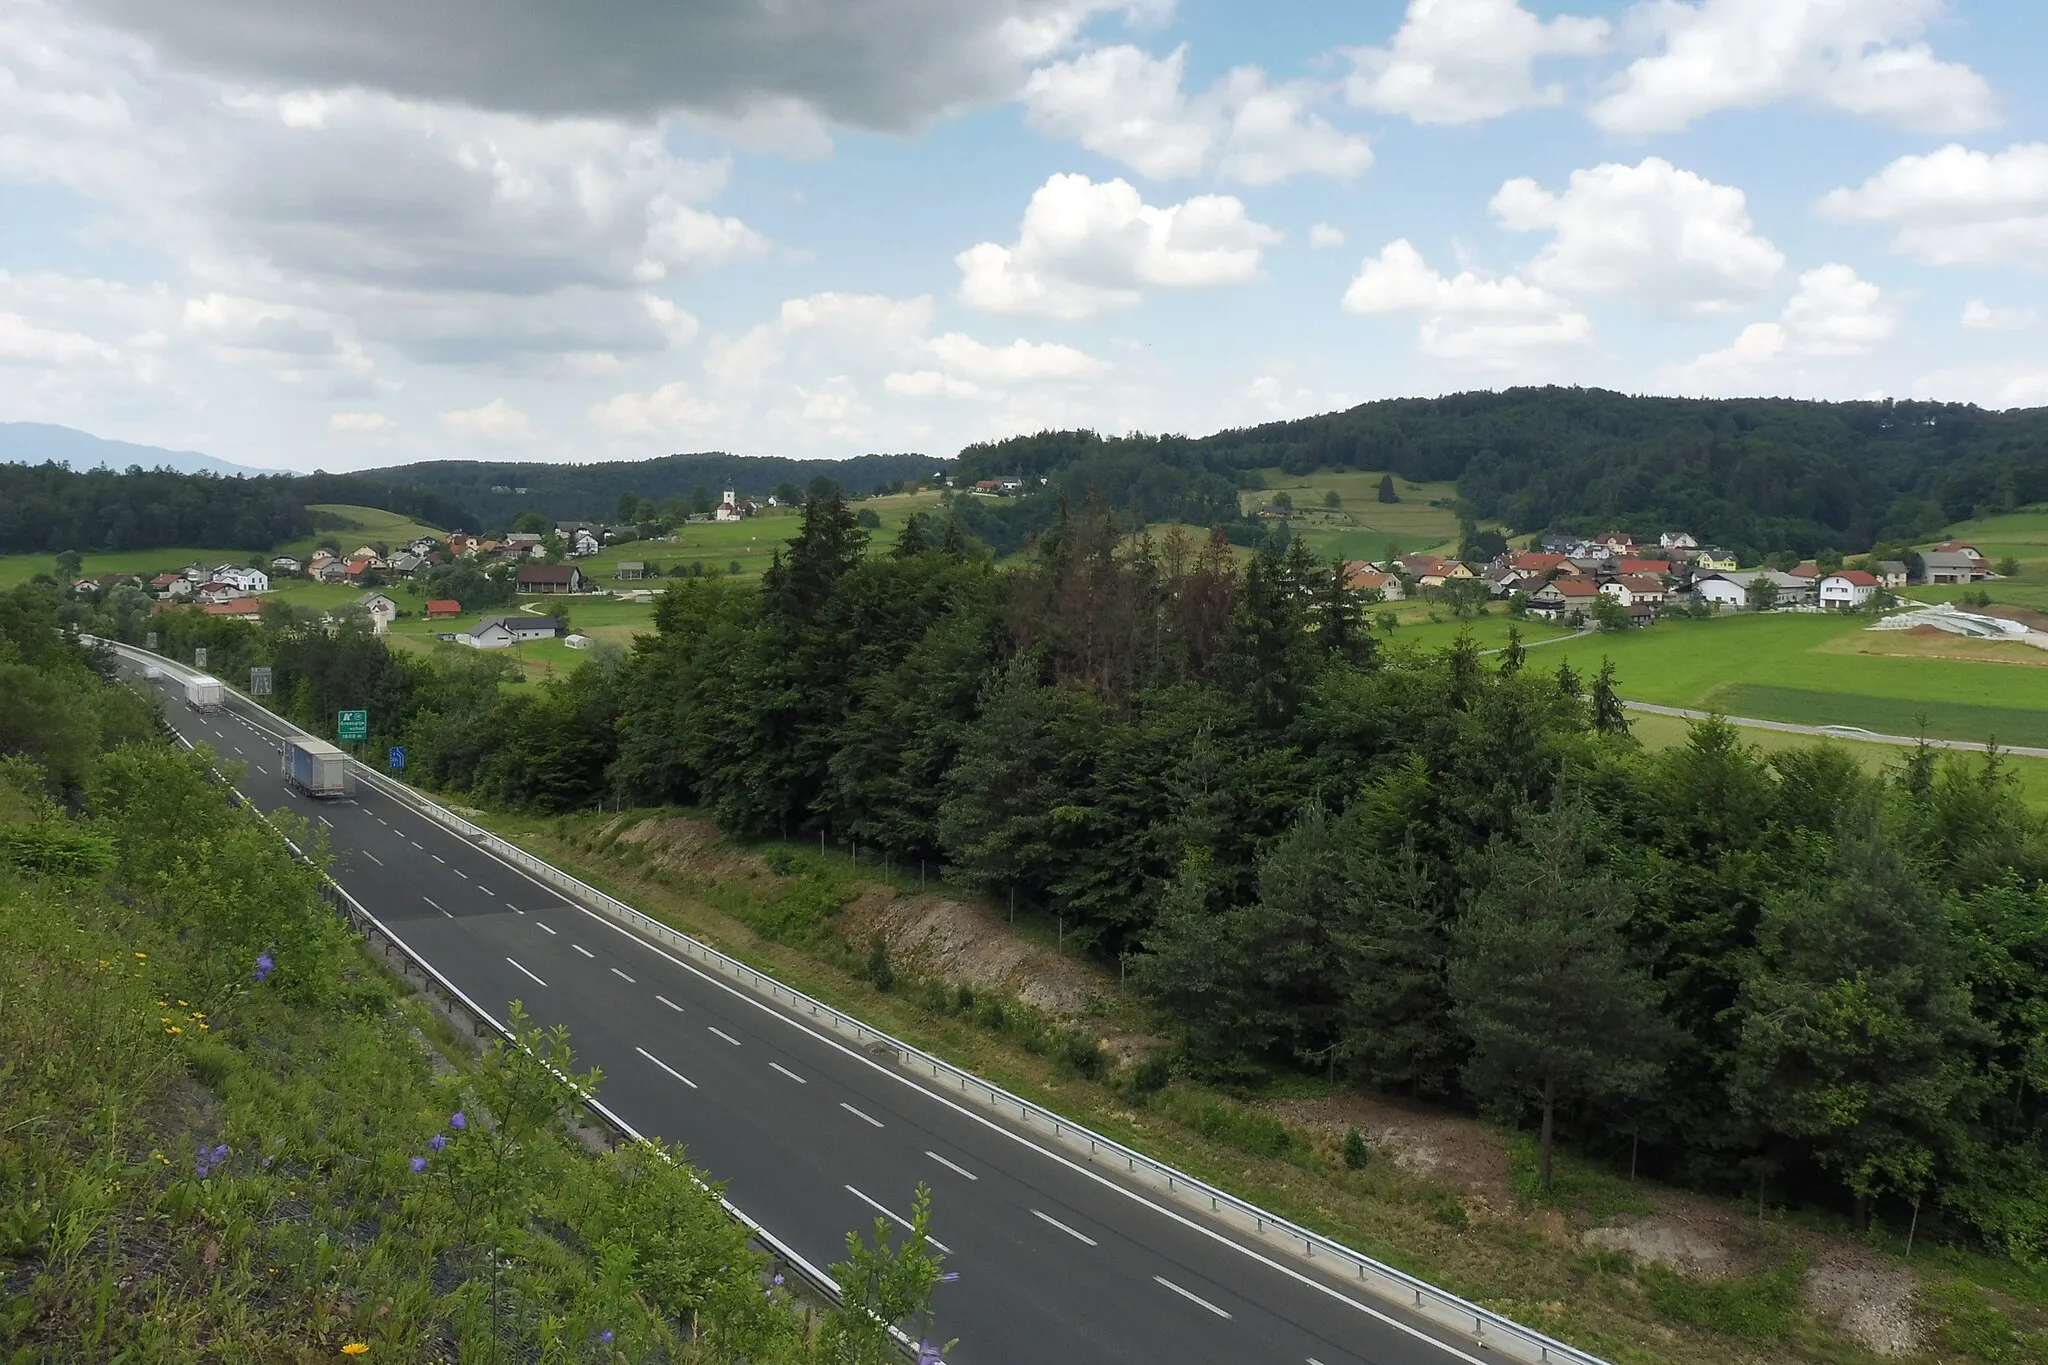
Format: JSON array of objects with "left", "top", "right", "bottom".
[
  {"left": 1264, "top": 1091, "right": 1515, "bottom": 1211},
  {"left": 839, "top": 888, "right": 1107, "bottom": 1016},
  {"left": 1802, "top": 1250, "right": 1925, "bottom": 1357}
]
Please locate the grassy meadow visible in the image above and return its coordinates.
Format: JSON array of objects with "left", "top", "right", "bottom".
[{"left": 1240, "top": 468, "right": 1470, "bottom": 561}]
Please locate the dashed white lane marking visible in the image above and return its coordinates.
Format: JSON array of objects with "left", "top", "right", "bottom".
[
  {"left": 1154, "top": 1277, "right": 1230, "bottom": 1319},
  {"left": 926, "top": 1151, "right": 978, "bottom": 1181},
  {"left": 374, "top": 815, "right": 388, "bottom": 825},
  {"left": 361, "top": 850, "right": 383, "bottom": 867},
  {"left": 1032, "top": 1210, "right": 1097, "bottom": 1246},
  {"left": 432, "top": 853, "right": 446, "bottom": 864},
  {"left": 410, "top": 840, "right": 423, "bottom": 849},
  {"left": 572, "top": 944, "right": 594, "bottom": 959},
  {"left": 610, "top": 967, "right": 635, "bottom": 983},
  {"left": 535, "top": 922, "right": 557, "bottom": 935},
  {"left": 452, "top": 868, "right": 468, "bottom": 879},
  {"left": 255, "top": 764, "right": 267, "bottom": 774},
  {"left": 424, "top": 896, "right": 453, "bottom": 919},
  {"left": 655, "top": 995, "right": 683, "bottom": 1012},
  {"left": 317, "top": 816, "right": 332, "bottom": 829},
  {"left": 506, "top": 957, "right": 547, "bottom": 987},
  {"left": 840, "top": 1102, "right": 883, "bottom": 1128},
  {"left": 505, "top": 901, "right": 523, "bottom": 914},
  {"left": 635, "top": 1046, "right": 697, "bottom": 1088},
  {"left": 770, "top": 1062, "right": 806, "bottom": 1084},
  {"left": 845, "top": 1186, "right": 951, "bottom": 1253},
  {"left": 708, "top": 1026, "right": 741, "bottom": 1046},
  {"left": 478, "top": 886, "right": 493, "bottom": 896}
]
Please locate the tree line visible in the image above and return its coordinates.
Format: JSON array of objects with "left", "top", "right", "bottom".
[{"left": 68, "top": 491, "right": 2048, "bottom": 1254}]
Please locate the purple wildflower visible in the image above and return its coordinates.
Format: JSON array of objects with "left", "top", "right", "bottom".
[
  {"left": 916, "top": 1342, "right": 944, "bottom": 1364},
  {"left": 771, "top": 1273, "right": 784, "bottom": 1287},
  {"left": 253, "top": 952, "right": 274, "bottom": 983},
  {"left": 428, "top": 1133, "right": 447, "bottom": 1152},
  {"left": 448, "top": 1111, "right": 467, "bottom": 1130},
  {"left": 410, "top": 1156, "right": 428, "bottom": 1174},
  {"left": 260, "top": 1157, "right": 272, "bottom": 1169},
  {"left": 194, "top": 1161, "right": 210, "bottom": 1180},
  {"left": 599, "top": 1330, "right": 613, "bottom": 1345},
  {"left": 211, "top": 1143, "right": 229, "bottom": 1161}
]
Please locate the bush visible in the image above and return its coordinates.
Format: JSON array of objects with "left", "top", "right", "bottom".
[
  {"left": 863, "top": 931, "right": 895, "bottom": 992},
  {"left": 1128, "top": 1049, "right": 1173, "bottom": 1094},
  {"left": 1641, "top": 1263, "right": 1803, "bottom": 1341},
  {"left": 1150, "top": 1088, "right": 1294, "bottom": 1160},
  {"left": 1342, "top": 1126, "right": 1371, "bottom": 1170}
]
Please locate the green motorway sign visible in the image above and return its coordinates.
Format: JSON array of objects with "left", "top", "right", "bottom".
[{"left": 337, "top": 709, "right": 369, "bottom": 742}]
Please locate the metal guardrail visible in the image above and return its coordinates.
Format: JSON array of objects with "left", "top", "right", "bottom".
[{"left": 109, "top": 638, "right": 1606, "bottom": 1365}]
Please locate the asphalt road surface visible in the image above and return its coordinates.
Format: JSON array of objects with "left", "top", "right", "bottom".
[{"left": 136, "top": 668, "right": 1512, "bottom": 1365}]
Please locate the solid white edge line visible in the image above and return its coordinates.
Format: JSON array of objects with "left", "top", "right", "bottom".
[
  {"left": 926, "top": 1151, "right": 978, "bottom": 1181},
  {"left": 635, "top": 1046, "right": 698, "bottom": 1088},
  {"left": 559, "top": 899, "right": 1491, "bottom": 1365},
  {"left": 845, "top": 1185, "right": 951, "bottom": 1254},
  {"left": 611, "top": 967, "right": 635, "bottom": 983},
  {"left": 769, "top": 1062, "right": 806, "bottom": 1084},
  {"left": 840, "top": 1102, "right": 883, "bottom": 1128},
  {"left": 572, "top": 943, "right": 594, "bottom": 958},
  {"left": 506, "top": 957, "right": 547, "bottom": 987},
  {"left": 1032, "top": 1209, "right": 1096, "bottom": 1246},
  {"left": 361, "top": 757, "right": 1493, "bottom": 1365},
  {"left": 656, "top": 995, "right": 683, "bottom": 1012},
  {"left": 1156, "top": 1276, "right": 1231, "bottom": 1319},
  {"left": 708, "top": 1026, "right": 742, "bottom": 1046}
]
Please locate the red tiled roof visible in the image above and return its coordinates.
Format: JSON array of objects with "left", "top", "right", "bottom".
[
  {"left": 1614, "top": 558, "right": 1670, "bottom": 576},
  {"left": 1827, "top": 569, "right": 1880, "bottom": 586},
  {"left": 203, "top": 598, "right": 263, "bottom": 618},
  {"left": 425, "top": 599, "right": 462, "bottom": 615}
]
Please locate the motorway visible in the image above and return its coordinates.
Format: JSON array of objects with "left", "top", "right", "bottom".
[
  {"left": 1621, "top": 700, "right": 2048, "bottom": 759},
  {"left": 131, "top": 666, "right": 1508, "bottom": 1365}
]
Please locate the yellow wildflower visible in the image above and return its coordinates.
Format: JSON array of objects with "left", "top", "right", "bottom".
[
  {"left": 134, "top": 952, "right": 147, "bottom": 960},
  {"left": 165, "top": 1026, "right": 182, "bottom": 1035},
  {"left": 177, "top": 1000, "right": 188, "bottom": 1007},
  {"left": 341, "top": 1345, "right": 370, "bottom": 1357}
]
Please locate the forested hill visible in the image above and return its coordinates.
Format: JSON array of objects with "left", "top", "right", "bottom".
[
  {"left": 353, "top": 451, "right": 940, "bottom": 526},
  {"left": 957, "top": 388, "right": 2048, "bottom": 558}
]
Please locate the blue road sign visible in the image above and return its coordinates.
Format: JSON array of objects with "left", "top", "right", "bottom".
[{"left": 388, "top": 746, "right": 407, "bottom": 771}]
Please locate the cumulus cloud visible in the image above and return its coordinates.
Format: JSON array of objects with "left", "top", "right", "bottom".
[
  {"left": 957, "top": 173, "right": 1280, "bottom": 320},
  {"left": 884, "top": 370, "right": 985, "bottom": 399},
  {"left": 588, "top": 381, "right": 721, "bottom": 437},
  {"left": 1341, "top": 238, "right": 1591, "bottom": 370},
  {"left": 1592, "top": 0, "right": 1995, "bottom": 134},
  {"left": 1665, "top": 264, "right": 1896, "bottom": 394},
  {"left": 1308, "top": 223, "right": 1347, "bottom": 249},
  {"left": 1345, "top": 0, "right": 1609, "bottom": 125},
  {"left": 329, "top": 412, "right": 396, "bottom": 434},
  {"left": 438, "top": 398, "right": 535, "bottom": 441},
  {"left": 1023, "top": 45, "right": 1370, "bottom": 184},
  {"left": 1491, "top": 157, "right": 1785, "bottom": 315},
  {"left": 1911, "top": 362, "right": 2048, "bottom": 409},
  {"left": 74, "top": 0, "right": 1150, "bottom": 132},
  {"left": 1821, "top": 143, "right": 2048, "bottom": 268},
  {"left": 1962, "top": 299, "right": 2036, "bottom": 332}
]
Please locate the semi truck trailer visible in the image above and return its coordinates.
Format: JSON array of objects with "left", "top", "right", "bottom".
[
  {"left": 282, "top": 737, "right": 353, "bottom": 798},
  {"left": 184, "top": 676, "right": 225, "bottom": 711}
]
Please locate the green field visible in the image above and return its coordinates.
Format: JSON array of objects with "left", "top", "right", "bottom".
[{"left": 1241, "top": 468, "right": 1469, "bottom": 561}]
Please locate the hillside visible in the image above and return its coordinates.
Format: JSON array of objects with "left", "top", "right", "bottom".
[{"left": 957, "top": 388, "right": 2048, "bottom": 560}]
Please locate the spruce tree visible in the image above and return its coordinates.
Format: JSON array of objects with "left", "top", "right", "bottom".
[{"left": 1450, "top": 800, "right": 1668, "bottom": 1192}]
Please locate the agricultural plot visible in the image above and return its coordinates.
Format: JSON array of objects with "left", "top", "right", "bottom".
[{"left": 1239, "top": 468, "right": 1469, "bottom": 561}]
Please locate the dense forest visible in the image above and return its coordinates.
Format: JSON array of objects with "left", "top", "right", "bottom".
[
  {"left": 957, "top": 388, "right": 2048, "bottom": 559},
  {"left": 87, "top": 491, "right": 2048, "bottom": 1257},
  {"left": 0, "top": 463, "right": 318, "bottom": 555},
  {"left": 351, "top": 452, "right": 940, "bottom": 527}
]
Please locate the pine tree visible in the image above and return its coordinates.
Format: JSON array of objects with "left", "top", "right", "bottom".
[
  {"left": 1499, "top": 625, "right": 1526, "bottom": 676},
  {"left": 1590, "top": 658, "right": 1629, "bottom": 735},
  {"left": 1336, "top": 834, "right": 1459, "bottom": 1094},
  {"left": 1377, "top": 473, "right": 1399, "bottom": 504},
  {"left": 1450, "top": 800, "right": 1669, "bottom": 1192}
]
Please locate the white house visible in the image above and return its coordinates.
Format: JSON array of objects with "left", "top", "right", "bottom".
[
  {"left": 1818, "top": 570, "right": 1881, "bottom": 610},
  {"left": 1658, "top": 531, "right": 1699, "bottom": 552},
  {"left": 211, "top": 565, "right": 270, "bottom": 594},
  {"left": 356, "top": 591, "right": 398, "bottom": 634},
  {"left": 1693, "top": 573, "right": 1753, "bottom": 611},
  {"left": 460, "top": 614, "right": 559, "bottom": 649},
  {"left": 1600, "top": 574, "right": 1667, "bottom": 608},
  {"left": 714, "top": 489, "right": 746, "bottom": 523},
  {"left": 270, "top": 555, "right": 303, "bottom": 575}
]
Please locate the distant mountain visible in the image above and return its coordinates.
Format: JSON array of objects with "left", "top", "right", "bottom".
[{"left": 0, "top": 421, "right": 286, "bottom": 478}]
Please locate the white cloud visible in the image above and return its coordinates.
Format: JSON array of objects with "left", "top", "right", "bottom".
[
  {"left": 1022, "top": 45, "right": 1371, "bottom": 185},
  {"left": 957, "top": 172, "right": 1280, "bottom": 320},
  {"left": 1341, "top": 238, "right": 1592, "bottom": 370},
  {"left": 1820, "top": 143, "right": 2048, "bottom": 268},
  {"left": 1665, "top": 263, "right": 1896, "bottom": 393},
  {"left": 438, "top": 397, "right": 535, "bottom": 441},
  {"left": 588, "top": 381, "right": 720, "bottom": 437},
  {"left": 1911, "top": 362, "right": 2048, "bottom": 409},
  {"left": 1591, "top": 0, "right": 1995, "bottom": 134},
  {"left": 884, "top": 370, "right": 985, "bottom": 399},
  {"left": 0, "top": 313, "right": 122, "bottom": 367},
  {"left": 1491, "top": 157, "right": 1784, "bottom": 314},
  {"left": 329, "top": 411, "right": 396, "bottom": 434},
  {"left": 1345, "top": 0, "right": 1609, "bottom": 125},
  {"left": 922, "top": 332, "right": 1101, "bottom": 382},
  {"left": 1962, "top": 299, "right": 2036, "bottom": 332},
  {"left": 1308, "top": 223, "right": 1347, "bottom": 249}
]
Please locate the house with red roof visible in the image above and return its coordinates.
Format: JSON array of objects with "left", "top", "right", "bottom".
[{"left": 1819, "top": 569, "right": 1881, "bottom": 610}]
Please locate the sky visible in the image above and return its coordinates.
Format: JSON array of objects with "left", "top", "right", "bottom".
[{"left": 2, "top": 0, "right": 2047, "bottom": 473}]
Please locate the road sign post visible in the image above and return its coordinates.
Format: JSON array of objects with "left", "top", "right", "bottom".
[
  {"left": 388, "top": 746, "right": 406, "bottom": 771},
  {"left": 249, "top": 666, "right": 273, "bottom": 696},
  {"left": 337, "top": 709, "right": 369, "bottom": 742},
  {"left": 193, "top": 647, "right": 208, "bottom": 669},
  {"left": 145, "top": 631, "right": 159, "bottom": 650}
]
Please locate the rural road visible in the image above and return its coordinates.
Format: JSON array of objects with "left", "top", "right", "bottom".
[
  {"left": 124, "top": 659, "right": 1547, "bottom": 1365},
  {"left": 1620, "top": 701, "right": 2048, "bottom": 760}
]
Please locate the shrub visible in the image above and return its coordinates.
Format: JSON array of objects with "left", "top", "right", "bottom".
[
  {"left": 1342, "top": 1127, "right": 1371, "bottom": 1170},
  {"left": 1641, "top": 1262, "right": 1803, "bottom": 1341}
]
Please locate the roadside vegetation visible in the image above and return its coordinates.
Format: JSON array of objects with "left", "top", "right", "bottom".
[{"left": 0, "top": 587, "right": 953, "bottom": 1362}]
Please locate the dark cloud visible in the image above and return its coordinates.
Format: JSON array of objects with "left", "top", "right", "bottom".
[{"left": 75, "top": 0, "right": 1103, "bottom": 129}]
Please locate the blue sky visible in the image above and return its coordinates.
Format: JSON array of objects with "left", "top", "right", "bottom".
[{"left": 2, "top": 0, "right": 2045, "bottom": 471}]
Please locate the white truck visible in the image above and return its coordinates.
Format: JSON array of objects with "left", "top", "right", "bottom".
[
  {"left": 184, "top": 676, "right": 225, "bottom": 712},
  {"left": 282, "top": 737, "right": 353, "bottom": 799}
]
